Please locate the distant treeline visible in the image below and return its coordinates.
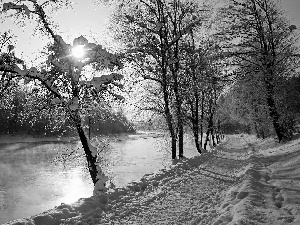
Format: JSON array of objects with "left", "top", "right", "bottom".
[
  {"left": 218, "top": 75, "right": 300, "bottom": 139},
  {"left": 0, "top": 87, "right": 135, "bottom": 137}
]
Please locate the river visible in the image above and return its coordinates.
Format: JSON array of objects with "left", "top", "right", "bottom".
[{"left": 0, "top": 132, "right": 202, "bottom": 224}]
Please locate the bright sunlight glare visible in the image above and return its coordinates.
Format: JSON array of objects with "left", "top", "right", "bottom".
[{"left": 72, "top": 45, "right": 85, "bottom": 59}]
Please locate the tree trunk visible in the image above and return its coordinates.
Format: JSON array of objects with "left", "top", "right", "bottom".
[
  {"left": 74, "top": 113, "right": 98, "bottom": 185},
  {"left": 216, "top": 133, "right": 220, "bottom": 144},
  {"left": 88, "top": 116, "right": 91, "bottom": 140},
  {"left": 175, "top": 89, "right": 183, "bottom": 158},
  {"left": 162, "top": 81, "right": 177, "bottom": 159},
  {"left": 254, "top": 122, "right": 260, "bottom": 138},
  {"left": 193, "top": 127, "right": 201, "bottom": 154},
  {"left": 216, "top": 120, "right": 221, "bottom": 144},
  {"left": 192, "top": 118, "right": 202, "bottom": 154},
  {"left": 195, "top": 137, "right": 201, "bottom": 154},
  {"left": 261, "top": 128, "right": 265, "bottom": 139},
  {"left": 204, "top": 129, "right": 210, "bottom": 150},
  {"left": 193, "top": 92, "right": 202, "bottom": 154},
  {"left": 171, "top": 135, "right": 177, "bottom": 159},
  {"left": 205, "top": 104, "right": 215, "bottom": 150},
  {"left": 211, "top": 126, "right": 216, "bottom": 147},
  {"left": 264, "top": 78, "right": 284, "bottom": 142},
  {"left": 175, "top": 90, "right": 183, "bottom": 158},
  {"left": 171, "top": 55, "right": 183, "bottom": 158},
  {"left": 178, "top": 124, "right": 183, "bottom": 158},
  {"left": 189, "top": 29, "right": 202, "bottom": 154},
  {"left": 200, "top": 91, "right": 205, "bottom": 148}
]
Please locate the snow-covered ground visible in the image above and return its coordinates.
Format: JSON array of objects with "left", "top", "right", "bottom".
[{"left": 4, "top": 134, "right": 300, "bottom": 225}]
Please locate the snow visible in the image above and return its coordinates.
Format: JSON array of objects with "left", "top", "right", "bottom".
[
  {"left": 84, "top": 137, "right": 111, "bottom": 196},
  {"left": 2, "top": 2, "right": 30, "bottom": 17},
  {"left": 214, "top": 134, "right": 300, "bottom": 225},
  {"left": 93, "top": 166, "right": 109, "bottom": 196},
  {"left": 91, "top": 73, "right": 124, "bottom": 88},
  {"left": 4, "top": 134, "right": 300, "bottom": 225},
  {"left": 54, "top": 35, "right": 67, "bottom": 48},
  {"left": 2, "top": 2, "right": 15, "bottom": 11},
  {"left": 73, "top": 36, "right": 88, "bottom": 46},
  {"left": 289, "top": 25, "right": 297, "bottom": 32}
]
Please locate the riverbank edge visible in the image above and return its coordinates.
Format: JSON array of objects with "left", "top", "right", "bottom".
[{"left": 4, "top": 135, "right": 221, "bottom": 225}]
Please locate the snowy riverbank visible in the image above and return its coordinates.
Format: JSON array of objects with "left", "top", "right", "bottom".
[{"left": 5, "top": 134, "right": 300, "bottom": 224}]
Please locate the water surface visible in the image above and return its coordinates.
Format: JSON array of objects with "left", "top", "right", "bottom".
[{"left": 0, "top": 133, "right": 200, "bottom": 224}]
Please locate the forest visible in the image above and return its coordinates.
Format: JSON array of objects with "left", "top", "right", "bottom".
[{"left": 1, "top": 0, "right": 300, "bottom": 195}]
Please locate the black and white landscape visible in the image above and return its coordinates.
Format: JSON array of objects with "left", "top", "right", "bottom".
[{"left": 1, "top": 0, "right": 300, "bottom": 224}]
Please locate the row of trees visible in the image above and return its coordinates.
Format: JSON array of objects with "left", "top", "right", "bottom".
[
  {"left": 109, "top": 0, "right": 300, "bottom": 154},
  {"left": 216, "top": 0, "right": 300, "bottom": 141},
  {"left": 108, "top": 0, "right": 229, "bottom": 159}
]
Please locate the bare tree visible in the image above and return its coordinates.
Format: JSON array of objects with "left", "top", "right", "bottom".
[
  {"left": 0, "top": 0, "right": 124, "bottom": 194},
  {"left": 218, "top": 0, "right": 300, "bottom": 142},
  {"left": 0, "top": 31, "right": 20, "bottom": 98},
  {"left": 108, "top": 0, "right": 208, "bottom": 158}
]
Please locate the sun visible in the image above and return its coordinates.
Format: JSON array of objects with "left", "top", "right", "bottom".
[{"left": 72, "top": 45, "right": 85, "bottom": 59}]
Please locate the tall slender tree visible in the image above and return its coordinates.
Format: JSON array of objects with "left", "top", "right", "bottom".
[
  {"left": 0, "top": 0, "right": 124, "bottom": 194},
  {"left": 109, "top": 0, "right": 208, "bottom": 158},
  {"left": 218, "top": 0, "right": 300, "bottom": 142}
]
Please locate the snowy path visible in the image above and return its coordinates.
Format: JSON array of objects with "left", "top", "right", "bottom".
[
  {"left": 215, "top": 135, "right": 300, "bottom": 225},
  {"left": 6, "top": 134, "right": 300, "bottom": 225},
  {"left": 99, "top": 161, "right": 234, "bottom": 224},
  {"left": 61, "top": 135, "right": 250, "bottom": 225}
]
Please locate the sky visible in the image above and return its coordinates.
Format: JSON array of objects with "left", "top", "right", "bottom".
[
  {"left": 282, "top": 0, "right": 300, "bottom": 28},
  {"left": 0, "top": 0, "right": 112, "bottom": 64},
  {"left": 1, "top": 0, "right": 300, "bottom": 64}
]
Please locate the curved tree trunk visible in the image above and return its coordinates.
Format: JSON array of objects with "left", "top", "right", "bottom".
[{"left": 74, "top": 112, "right": 98, "bottom": 185}]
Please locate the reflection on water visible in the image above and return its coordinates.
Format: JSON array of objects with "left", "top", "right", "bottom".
[
  {"left": 0, "top": 141, "right": 93, "bottom": 224},
  {"left": 0, "top": 133, "right": 199, "bottom": 224}
]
